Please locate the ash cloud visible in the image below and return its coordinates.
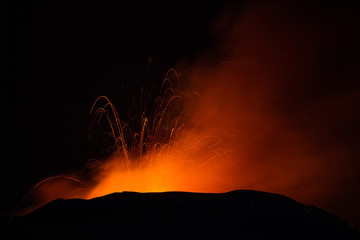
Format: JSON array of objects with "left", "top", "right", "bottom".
[{"left": 179, "top": 0, "right": 360, "bottom": 226}]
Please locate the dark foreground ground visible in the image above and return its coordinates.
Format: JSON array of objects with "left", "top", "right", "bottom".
[{"left": 6, "top": 190, "right": 360, "bottom": 239}]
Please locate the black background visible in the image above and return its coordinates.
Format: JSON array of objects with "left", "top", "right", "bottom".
[{"left": 2, "top": 0, "right": 360, "bottom": 226}]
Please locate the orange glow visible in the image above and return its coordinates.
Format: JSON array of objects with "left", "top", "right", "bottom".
[{"left": 85, "top": 62, "right": 320, "bottom": 201}]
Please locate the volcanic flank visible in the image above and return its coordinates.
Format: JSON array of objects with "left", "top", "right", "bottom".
[{"left": 8, "top": 190, "right": 359, "bottom": 239}]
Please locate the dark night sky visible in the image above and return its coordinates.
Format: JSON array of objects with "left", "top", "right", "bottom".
[{"left": 2, "top": 0, "right": 360, "bottom": 225}]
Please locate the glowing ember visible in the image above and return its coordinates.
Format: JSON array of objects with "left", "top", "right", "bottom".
[{"left": 86, "top": 68, "right": 242, "bottom": 197}]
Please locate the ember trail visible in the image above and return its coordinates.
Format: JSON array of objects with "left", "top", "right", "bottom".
[{"left": 89, "top": 68, "right": 185, "bottom": 165}]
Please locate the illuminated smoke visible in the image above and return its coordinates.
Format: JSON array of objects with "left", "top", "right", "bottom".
[{"left": 88, "top": 1, "right": 360, "bottom": 225}]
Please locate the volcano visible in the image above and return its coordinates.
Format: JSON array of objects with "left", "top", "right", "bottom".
[
  {"left": 4, "top": 1, "right": 360, "bottom": 238},
  {"left": 8, "top": 190, "right": 359, "bottom": 239}
]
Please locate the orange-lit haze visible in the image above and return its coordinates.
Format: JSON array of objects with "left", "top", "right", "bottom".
[{"left": 22, "top": 1, "right": 360, "bottom": 226}]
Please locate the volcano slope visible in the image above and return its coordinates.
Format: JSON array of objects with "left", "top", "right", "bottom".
[{"left": 8, "top": 190, "right": 359, "bottom": 239}]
